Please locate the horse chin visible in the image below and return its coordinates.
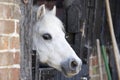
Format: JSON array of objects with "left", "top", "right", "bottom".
[
  {"left": 48, "top": 64, "right": 78, "bottom": 77},
  {"left": 61, "top": 67, "right": 79, "bottom": 78},
  {"left": 62, "top": 71, "right": 78, "bottom": 78}
]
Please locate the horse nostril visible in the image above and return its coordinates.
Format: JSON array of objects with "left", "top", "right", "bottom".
[{"left": 70, "top": 60, "right": 78, "bottom": 68}]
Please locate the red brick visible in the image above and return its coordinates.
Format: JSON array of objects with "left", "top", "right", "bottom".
[
  {"left": 0, "top": 36, "right": 9, "bottom": 50},
  {"left": 0, "top": 68, "right": 10, "bottom": 80},
  {"left": 89, "top": 69, "right": 93, "bottom": 75},
  {"left": 14, "top": 52, "right": 20, "bottom": 64},
  {"left": 0, "top": 52, "right": 14, "bottom": 66},
  {"left": 0, "top": 4, "right": 11, "bottom": 19},
  {"left": 10, "top": 68, "right": 20, "bottom": 80},
  {"left": 12, "top": 5, "right": 21, "bottom": 19},
  {"left": 10, "top": 37, "right": 20, "bottom": 49},
  {"left": 0, "top": 20, "right": 15, "bottom": 34},
  {"left": 103, "top": 73, "right": 108, "bottom": 80},
  {"left": 0, "top": 4, "right": 20, "bottom": 19},
  {"left": 92, "top": 56, "right": 98, "bottom": 66},
  {"left": 90, "top": 75, "right": 100, "bottom": 80},
  {"left": 0, "top": 68, "right": 20, "bottom": 80},
  {"left": 92, "top": 66, "right": 99, "bottom": 75}
]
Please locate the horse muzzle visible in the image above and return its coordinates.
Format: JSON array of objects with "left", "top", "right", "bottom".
[{"left": 61, "top": 58, "right": 82, "bottom": 77}]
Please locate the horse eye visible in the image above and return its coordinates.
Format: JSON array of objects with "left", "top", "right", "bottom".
[{"left": 42, "top": 33, "right": 52, "bottom": 40}]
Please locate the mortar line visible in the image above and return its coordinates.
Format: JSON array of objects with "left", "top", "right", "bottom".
[
  {"left": 0, "top": 2, "right": 19, "bottom": 7},
  {"left": 0, "top": 49, "right": 20, "bottom": 53},
  {"left": 0, "top": 64, "right": 20, "bottom": 69},
  {"left": 0, "top": 18, "right": 19, "bottom": 22}
]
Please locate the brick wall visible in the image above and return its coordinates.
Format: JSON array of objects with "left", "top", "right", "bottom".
[
  {"left": 0, "top": 0, "right": 20, "bottom": 80},
  {"left": 89, "top": 54, "right": 108, "bottom": 80}
]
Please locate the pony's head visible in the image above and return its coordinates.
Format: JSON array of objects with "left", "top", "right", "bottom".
[{"left": 33, "top": 4, "right": 82, "bottom": 77}]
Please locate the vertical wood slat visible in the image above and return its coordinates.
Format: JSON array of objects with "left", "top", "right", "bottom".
[{"left": 20, "top": 0, "right": 33, "bottom": 80}]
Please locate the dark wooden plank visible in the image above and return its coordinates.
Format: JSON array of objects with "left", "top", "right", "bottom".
[
  {"left": 93, "top": 0, "right": 104, "bottom": 45},
  {"left": 112, "top": 0, "right": 120, "bottom": 49},
  {"left": 20, "top": 0, "right": 33, "bottom": 80},
  {"left": 66, "top": 0, "right": 83, "bottom": 33}
]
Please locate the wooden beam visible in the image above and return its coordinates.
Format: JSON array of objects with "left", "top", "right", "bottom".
[
  {"left": 105, "top": 0, "right": 120, "bottom": 79},
  {"left": 20, "top": 0, "right": 33, "bottom": 80}
]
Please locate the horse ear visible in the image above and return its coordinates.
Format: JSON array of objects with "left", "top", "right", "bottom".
[
  {"left": 50, "top": 6, "right": 56, "bottom": 15},
  {"left": 37, "top": 4, "right": 46, "bottom": 20}
]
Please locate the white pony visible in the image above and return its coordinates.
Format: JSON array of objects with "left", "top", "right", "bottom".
[{"left": 33, "top": 4, "right": 82, "bottom": 77}]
